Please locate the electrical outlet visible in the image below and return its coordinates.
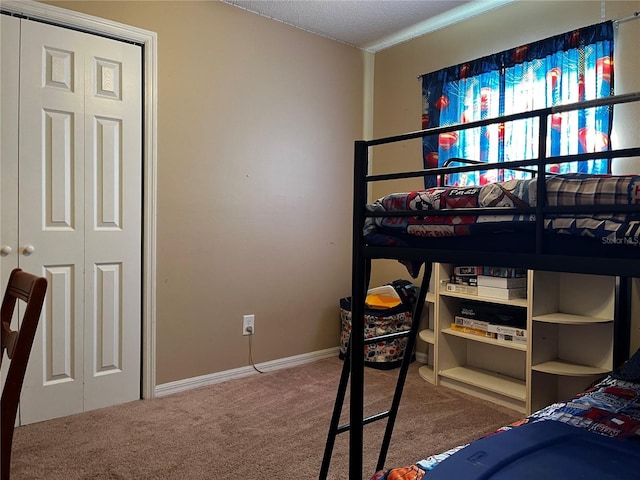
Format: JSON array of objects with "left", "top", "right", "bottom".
[{"left": 243, "top": 314, "right": 255, "bottom": 336}]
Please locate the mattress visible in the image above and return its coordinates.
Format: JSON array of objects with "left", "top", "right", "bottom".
[
  {"left": 365, "top": 174, "right": 640, "bottom": 250},
  {"left": 371, "top": 353, "right": 640, "bottom": 480},
  {"left": 426, "top": 420, "right": 640, "bottom": 480}
]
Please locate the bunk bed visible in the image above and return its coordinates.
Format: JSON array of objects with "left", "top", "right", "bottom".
[{"left": 322, "top": 91, "right": 640, "bottom": 479}]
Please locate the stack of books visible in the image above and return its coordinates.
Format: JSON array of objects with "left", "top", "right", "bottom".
[
  {"left": 451, "top": 315, "right": 495, "bottom": 338},
  {"left": 446, "top": 266, "right": 527, "bottom": 299},
  {"left": 477, "top": 272, "right": 527, "bottom": 300},
  {"left": 450, "top": 320, "right": 496, "bottom": 338},
  {"left": 453, "top": 300, "right": 527, "bottom": 345},
  {"left": 445, "top": 265, "right": 480, "bottom": 295}
]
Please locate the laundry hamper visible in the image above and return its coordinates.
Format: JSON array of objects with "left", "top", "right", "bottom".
[{"left": 339, "top": 280, "right": 417, "bottom": 370}]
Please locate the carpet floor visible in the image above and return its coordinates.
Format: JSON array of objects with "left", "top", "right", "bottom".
[{"left": 10, "top": 357, "right": 522, "bottom": 479}]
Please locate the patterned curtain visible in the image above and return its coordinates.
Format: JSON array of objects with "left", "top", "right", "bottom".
[{"left": 421, "top": 22, "right": 614, "bottom": 187}]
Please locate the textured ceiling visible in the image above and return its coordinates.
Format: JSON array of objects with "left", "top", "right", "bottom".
[{"left": 224, "top": 0, "right": 515, "bottom": 52}]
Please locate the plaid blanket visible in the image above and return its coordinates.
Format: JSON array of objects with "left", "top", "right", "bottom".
[
  {"left": 364, "top": 174, "right": 640, "bottom": 247},
  {"left": 372, "top": 375, "right": 640, "bottom": 480}
]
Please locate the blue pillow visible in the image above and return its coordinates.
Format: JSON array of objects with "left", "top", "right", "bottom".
[{"left": 610, "top": 347, "right": 640, "bottom": 382}]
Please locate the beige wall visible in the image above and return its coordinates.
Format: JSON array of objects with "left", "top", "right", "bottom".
[
  {"left": 45, "top": 1, "right": 365, "bottom": 385},
  {"left": 41, "top": 0, "right": 640, "bottom": 384},
  {"left": 369, "top": 0, "right": 640, "bottom": 287}
]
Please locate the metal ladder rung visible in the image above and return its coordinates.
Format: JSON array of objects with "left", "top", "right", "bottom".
[
  {"left": 319, "top": 263, "right": 433, "bottom": 480},
  {"left": 364, "top": 330, "right": 410, "bottom": 345},
  {"left": 336, "top": 410, "right": 391, "bottom": 434}
]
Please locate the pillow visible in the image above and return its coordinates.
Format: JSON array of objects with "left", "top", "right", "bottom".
[{"left": 610, "top": 347, "right": 640, "bottom": 382}]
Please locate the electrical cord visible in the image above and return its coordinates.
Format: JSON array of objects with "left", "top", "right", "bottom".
[{"left": 247, "top": 328, "right": 265, "bottom": 374}]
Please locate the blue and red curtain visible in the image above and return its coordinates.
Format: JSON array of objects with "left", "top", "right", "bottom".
[{"left": 421, "top": 21, "right": 614, "bottom": 187}]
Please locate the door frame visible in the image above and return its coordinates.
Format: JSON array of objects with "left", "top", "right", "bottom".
[{"left": 1, "top": 0, "right": 157, "bottom": 400}]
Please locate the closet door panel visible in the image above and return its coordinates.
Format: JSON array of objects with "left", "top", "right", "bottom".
[
  {"left": 19, "top": 19, "right": 86, "bottom": 423},
  {"left": 43, "top": 266, "right": 77, "bottom": 382},
  {"left": 83, "top": 36, "right": 142, "bottom": 410},
  {"left": 0, "top": 13, "right": 20, "bottom": 396}
]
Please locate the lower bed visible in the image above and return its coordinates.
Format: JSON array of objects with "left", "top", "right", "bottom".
[{"left": 371, "top": 349, "right": 640, "bottom": 480}]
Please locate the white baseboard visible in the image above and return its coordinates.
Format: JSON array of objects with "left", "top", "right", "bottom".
[
  {"left": 414, "top": 351, "right": 428, "bottom": 364},
  {"left": 154, "top": 347, "right": 340, "bottom": 397},
  {"left": 155, "top": 347, "right": 427, "bottom": 398}
]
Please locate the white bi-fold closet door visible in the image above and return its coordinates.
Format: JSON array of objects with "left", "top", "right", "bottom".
[{"left": 0, "top": 14, "right": 142, "bottom": 424}]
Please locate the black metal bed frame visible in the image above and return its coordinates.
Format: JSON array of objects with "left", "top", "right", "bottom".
[{"left": 321, "top": 91, "right": 640, "bottom": 479}]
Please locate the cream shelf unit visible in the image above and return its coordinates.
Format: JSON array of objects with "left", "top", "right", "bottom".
[
  {"left": 529, "top": 271, "right": 615, "bottom": 413},
  {"left": 417, "top": 291, "right": 436, "bottom": 384},
  {"left": 416, "top": 264, "right": 615, "bottom": 415},
  {"left": 434, "top": 263, "right": 531, "bottom": 413}
]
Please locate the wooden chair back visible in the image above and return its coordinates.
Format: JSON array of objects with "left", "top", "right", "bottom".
[{"left": 1, "top": 268, "right": 47, "bottom": 480}]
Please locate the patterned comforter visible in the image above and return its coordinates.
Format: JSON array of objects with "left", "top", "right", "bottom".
[
  {"left": 371, "top": 353, "right": 640, "bottom": 480},
  {"left": 364, "top": 174, "right": 640, "bottom": 249}
]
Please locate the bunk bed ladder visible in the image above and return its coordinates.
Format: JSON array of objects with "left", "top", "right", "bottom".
[{"left": 319, "top": 263, "right": 433, "bottom": 479}]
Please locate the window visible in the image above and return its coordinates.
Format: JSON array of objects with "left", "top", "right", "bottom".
[{"left": 421, "top": 22, "right": 614, "bottom": 187}]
